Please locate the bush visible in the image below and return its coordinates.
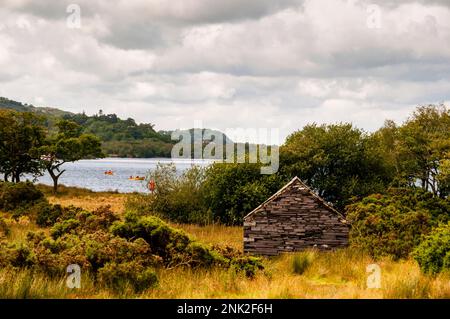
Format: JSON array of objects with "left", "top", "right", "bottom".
[
  {"left": 413, "top": 223, "right": 450, "bottom": 274},
  {"left": 50, "top": 219, "right": 81, "bottom": 239},
  {"left": 0, "top": 182, "right": 44, "bottom": 212},
  {"left": 203, "top": 162, "right": 284, "bottom": 225},
  {"left": 134, "top": 163, "right": 212, "bottom": 224},
  {"left": 111, "top": 212, "right": 263, "bottom": 275},
  {"left": 35, "top": 202, "right": 64, "bottom": 227},
  {"left": 346, "top": 189, "right": 438, "bottom": 259},
  {"left": 97, "top": 261, "right": 158, "bottom": 293},
  {"left": 130, "top": 162, "right": 284, "bottom": 226}
]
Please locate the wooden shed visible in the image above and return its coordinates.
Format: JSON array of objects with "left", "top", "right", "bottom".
[{"left": 243, "top": 176, "right": 349, "bottom": 256}]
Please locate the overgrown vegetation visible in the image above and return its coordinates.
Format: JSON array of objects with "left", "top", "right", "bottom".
[
  {"left": 413, "top": 223, "right": 450, "bottom": 274},
  {"left": 0, "top": 182, "right": 263, "bottom": 294},
  {"left": 346, "top": 188, "right": 449, "bottom": 259}
]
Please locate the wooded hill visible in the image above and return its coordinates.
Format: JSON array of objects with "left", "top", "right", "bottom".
[{"left": 0, "top": 97, "right": 234, "bottom": 158}]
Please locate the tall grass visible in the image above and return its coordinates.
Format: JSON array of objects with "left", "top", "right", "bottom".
[
  {"left": 2, "top": 192, "right": 450, "bottom": 299},
  {"left": 292, "top": 251, "right": 315, "bottom": 275}
]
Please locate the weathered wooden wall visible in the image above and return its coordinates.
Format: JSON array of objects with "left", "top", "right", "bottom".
[{"left": 243, "top": 182, "right": 349, "bottom": 256}]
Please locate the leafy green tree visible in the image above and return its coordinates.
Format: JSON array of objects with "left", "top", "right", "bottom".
[
  {"left": 202, "top": 162, "right": 285, "bottom": 225},
  {"left": 0, "top": 110, "right": 46, "bottom": 182},
  {"left": 280, "top": 123, "right": 390, "bottom": 209},
  {"left": 39, "top": 119, "right": 103, "bottom": 193},
  {"left": 396, "top": 105, "right": 450, "bottom": 197}
]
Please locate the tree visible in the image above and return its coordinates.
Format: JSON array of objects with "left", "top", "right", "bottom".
[
  {"left": 0, "top": 110, "right": 46, "bottom": 182},
  {"left": 39, "top": 119, "right": 103, "bottom": 193},
  {"left": 396, "top": 104, "right": 450, "bottom": 197},
  {"left": 280, "top": 123, "right": 391, "bottom": 209}
]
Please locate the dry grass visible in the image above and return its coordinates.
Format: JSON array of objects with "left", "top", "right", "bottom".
[
  {"left": 170, "top": 223, "right": 243, "bottom": 252},
  {"left": 2, "top": 249, "right": 449, "bottom": 299},
  {"left": 43, "top": 184, "right": 127, "bottom": 213},
  {"left": 2, "top": 191, "right": 450, "bottom": 299}
]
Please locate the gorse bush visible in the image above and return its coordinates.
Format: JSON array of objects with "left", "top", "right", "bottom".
[
  {"left": 0, "top": 201, "right": 263, "bottom": 294},
  {"left": 345, "top": 188, "right": 448, "bottom": 259},
  {"left": 413, "top": 223, "right": 450, "bottom": 274},
  {"left": 0, "top": 182, "right": 44, "bottom": 212},
  {"left": 111, "top": 212, "right": 226, "bottom": 268},
  {"left": 97, "top": 261, "right": 158, "bottom": 293},
  {"left": 111, "top": 212, "right": 263, "bottom": 273},
  {"left": 0, "top": 181, "right": 73, "bottom": 227}
]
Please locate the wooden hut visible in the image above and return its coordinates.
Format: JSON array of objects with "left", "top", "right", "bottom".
[{"left": 243, "top": 176, "right": 349, "bottom": 256}]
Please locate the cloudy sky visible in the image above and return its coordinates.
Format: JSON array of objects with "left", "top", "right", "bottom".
[{"left": 1, "top": 0, "right": 450, "bottom": 143}]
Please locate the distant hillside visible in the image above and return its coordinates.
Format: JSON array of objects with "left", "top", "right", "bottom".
[
  {"left": 0, "top": 97, "right": 72, "bottom": 117},
  {"left": 0, "top": 97, "right": 234, "bottom": 158}
]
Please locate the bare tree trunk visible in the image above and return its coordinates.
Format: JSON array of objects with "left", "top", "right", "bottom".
[
  {"left": 47, "top": 166, "right": 65, "bottom": 193},
  {"left": 48, "top": 168, "right": 58, "bottom": 193}
]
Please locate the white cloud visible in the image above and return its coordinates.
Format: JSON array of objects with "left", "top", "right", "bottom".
[{"left": 0, "top": 0, "right": 449, "bottom": 143}]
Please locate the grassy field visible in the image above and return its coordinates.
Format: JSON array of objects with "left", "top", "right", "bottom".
[{"left": 1, "top": 187, "right": 450, "bottom": 299}]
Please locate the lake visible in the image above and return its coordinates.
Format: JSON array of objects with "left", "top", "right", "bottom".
[{"left": 32, "top": 158, "right": 213, "bottom": 193}]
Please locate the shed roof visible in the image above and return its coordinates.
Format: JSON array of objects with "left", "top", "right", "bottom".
[{"left": 243, "top": 176, "right": 345, "bottom": 220}]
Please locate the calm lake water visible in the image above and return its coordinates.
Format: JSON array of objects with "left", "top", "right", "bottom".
[{"left": 32, "top": 158, "right": 212, "bottom": 193}]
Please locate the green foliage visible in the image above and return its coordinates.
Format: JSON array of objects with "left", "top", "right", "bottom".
[
  {"left": 97, "top": 261, "right": 158, "bottom": 293},
  {"left": 62, "top": 111, "right": 174, "bottom": 157},
  {"left": 374, "top": 105, "right": 450, "bottom": 197},
  {"left": 50, "top": 219, "right": 81, "bottom": 239},
  {"left": 413, "top": 223, "right": 450, "bottom": 274},
  {"left": 130, "top": 162, "right": 284, "bottom": 225},
  {"left": 280, "top": 123, "right": 391, "bottom": 209},
  {"left": 0, "top": 182, "right": 45, "bottom": 212},
  {"left": 34, "top": 203, "right": 65, "bottom": 227},
  {"left": 203, "top": 162, "right": 285, "bottom": 225},
  {"left": 40, "top": 119, "right": 104, "bottom": 193},
  {"left": 0, "top": 110, "right": 46, "bottom": 182},
  {"left": 139, "top": 163, "right": 212, "bottom": 224},
  {"left": 111, "top": 212, "right": 262, "bottom": 274},
  {"left": 346, "top": 188, "right": 449, "bottom": 259},
  {"left": 110, "top": 212, "right": 219, "bottom": 267}
]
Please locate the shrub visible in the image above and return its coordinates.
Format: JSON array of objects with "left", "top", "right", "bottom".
[
  {"left": 203, "top": 162, "right": 284, "bottom": 225},
  {"left": 0, "top": 182, "right": 44, "bottom": 212},
  {"left": 50, "top": 219, "right": 80, "bottom": 239},
  {"left": 49, "top": 206, "right": 119, "bottom": 239},
  {"left": 136, "top": 163, "right": 212, "bottom": 224},
  {"left": 413, "top": 223, "right": 450, "bottom": 274},
  {"left": 346, "top": 189, "right": 437, "bottom": 259},
  {"left": 0, "top": 242, "right": 35, "bottom": 268},
  {"left": 35, "top": 202, "right": 64, "bottom": 227},
  {"left": 97, "top": 261, "right": 158, "bottom": 293},
  {"left": 111, "top": 212, "right": 263, "bottom": 275}
]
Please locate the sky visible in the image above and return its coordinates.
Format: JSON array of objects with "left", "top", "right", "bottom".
[{"left": 1, "top": 0, "right": 450, "bottom": 143}]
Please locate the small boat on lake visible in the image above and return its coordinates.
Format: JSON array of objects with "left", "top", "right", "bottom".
[
  {"left": 128, "top": 175, "right": 145, "bottom": 181},
  {"left": 104, "top": 170, "right": 114, "bottom": 175}
]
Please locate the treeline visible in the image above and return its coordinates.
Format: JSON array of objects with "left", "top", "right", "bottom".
[
  {"left": 0, "top": 97, "right": 175, "bottom": 158},
  {"left": 128, "top": 104, "right": 450, "bottom": 273}
]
